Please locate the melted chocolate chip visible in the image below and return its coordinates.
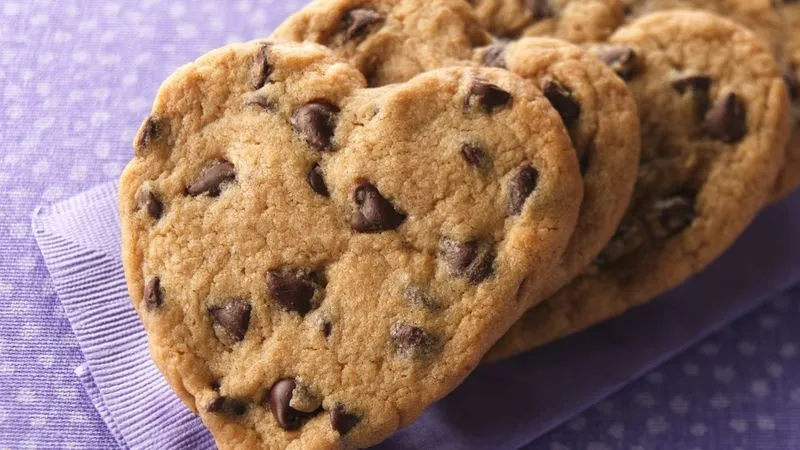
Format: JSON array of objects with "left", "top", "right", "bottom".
[
  {"left": 524, "top": 0, "right": 555, "bottom": 21},
  {"left": 186, "top": 160, "right": 236, "bottom": 197},
  {"left": 704, "top": 92, "right": 747, "bottom": 143},
  {"left": 350, "top": 182, "right": 406, "bottom": 233},
  {"left": 784, "top": 69, "right": 799, "bottom": 101},
  {"left": 330, "top": 404, "right": 361, "bottom": 435},
  {"left": 244, "top": 94, "right": 277, "bottom": 111},
  {"left": 269, "top": 379, "right": 312, "bottom": 431},
  {"left": 207, "top": 396, "right": 247, "bottom": 416},
  {"left": 292, "top": 101, "right": 339, "bottom": 151},
  {"left": 143, "top": 277, "right": 163, "bottom": 310},
  {"left": 390, "top": 323, "right": 440, "bottom": 358},
  {"left": 481, "top": 45, "right": 507, "bottom": 69},
  {"left": 646, "top": 195, "right": 695, "bottom": 239},
  {"left": 509, "top": 165, "right": 539, "bottom": 216},
  {"left": 136, "top": 187, "right": 163, "bottom": 219},
  {"left": 465, "top": 78, "right": 512, "bottom": 113},
  {"left": 266, "top": 269, "right": 323, "bottom": 316},
  {"left": 251, "top": 44, "right": 272, "bottom": 90},
  {"left": 134, "top": 115, "right": 167, "bottom": 157},
  {"left": 208, "top": 300, "right": 251, "bottom": 342},
  {"left": 343, "top": 8, "right": 383, "bottom": 40},
  {"left": 596, "top": 46, "right": 641, "bottom": 80},
  {"left": 460, "top": 143, "right": 490, "bottom": 170},
  {"left": 672, "top": 74, "right": 712, "bottom": 121},
  {"left": 404, "top": 285, "right": 441, "bottom": 312},
  {"left": 594, "top": 219, "right": 645, "bottom": 265},
  {"left": 439, "top": 238, "right": 495, "bottom": 283},
  {"left": 543, "top": 80, "right": 581, "bottom": 128},
  {"left": 321, "top": 320, "right": 332, "bottom": 338},
  {"left": 307, "top": 163, "right": 330, "bottom": 197}
]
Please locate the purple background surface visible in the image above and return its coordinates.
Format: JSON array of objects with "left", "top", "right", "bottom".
[{"left": 1, "top": 1, "right": 799, "bottom": 449}]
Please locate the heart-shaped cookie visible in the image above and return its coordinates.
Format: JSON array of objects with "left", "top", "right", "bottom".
[{"left": 121, "top": 41, "right": 582, "bottom": 449}]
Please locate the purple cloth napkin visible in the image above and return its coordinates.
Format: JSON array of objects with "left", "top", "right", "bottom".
[{"left": 31, "top": 182, "right": 800, "bottom": 450}]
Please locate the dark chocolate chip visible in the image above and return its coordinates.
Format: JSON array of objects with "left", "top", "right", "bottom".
[
  {"left": 330, "top": 404, "right": 361, "bottom": 436},
  {"left": 251, "top": 44, "right": 272, "bottom": 90},
  {"left": 390, "top": 323, "right": 440, "bottom": 358},
  {"left": 208, "top": 300, "right": 251, "bottom": 342},
  {"left": 543, "top": 80, "right": 581, "bottom": 128},
  {"left": 186, "top": 160, "right": 236, "bottom": 197},
  {"left": 439, "top": 238, "right": 495, "bottom": 283},
  {"left": 350, "top": 182, "right": 407, "bottom": 233},
  {"left": 465, "top": 78, "right": 512, "bottom": 113},
  {"left": 292, "top": 101, "right": 339, "bottom": 151},
  {"left": 671, "top": 74, "right": 712, "bottom": 121},
  {"left": 134, "top": 115, "right": 167, "bottom": 157},
  {"left": 460, "top": 143, "right": 489, "bottom": 170},
  {"left": 269, "top": 379, "right": 311, "bottom": 431},
  {"left": 509, "top": 165, "right": 539, "bottom": 216},
  {"left": 266, "top": 270, "right": 323, "bottom": 316},
  {"left": 343, "top": 8, "right": 383, "bottom": 40},
  {"left": 207, "top": 396, "right": 247, "bottom": 416},
  {"left": 594, "top": 219, "right": 644, "bottom": 265},
  {"left": 404, "top": 285, "right": 441, "bottom": 312},
  {"left": 596, "top": 46, "right": 640, "bottom": 80},
  {"left": 143, "top": 277, "right": 163, "bottom": 310},
  {"left": 136, "top": 187, "right": 163, "bottom": 220},
  {"left": 646, "top": 195, "right": 695, "bottom": 239},
  {"left": 524, "top": 0, "right": 555, "bottom": 21},
  {"left": 244, "top": 94, "right": 276, "bottom": 111},
  {"left": 481, "top": 45, "right": 507, "bottom": 69},
  {"left": 211, "top": 380, "right": 221, "bottom": 391},
  {"left": 784, "top": 69, "right": 799, "bottom": 101},
  {"left": 307, "top": 163, "right": 330, "bottom": 197},
  {"left": 704, "top": 92, "right": 747, "bottom": 143},
  {"left": 321, "top": 320, "right": 332, "bottom": 338}
]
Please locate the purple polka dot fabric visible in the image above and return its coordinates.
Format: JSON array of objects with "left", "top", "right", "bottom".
[{"left": 2, "top": 1, "right": 800, "bottom": 449}]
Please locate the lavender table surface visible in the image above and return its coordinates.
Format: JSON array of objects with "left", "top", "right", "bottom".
[{"left": 1, "top": 1, "right": 799, "bottom": 449}]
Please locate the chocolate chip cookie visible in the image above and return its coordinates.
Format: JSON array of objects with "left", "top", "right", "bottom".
[
  {"left": 477, "top": 37, "right": 640, "bottom": 297},
  {"left": 469, "top": 0, "right": 626, "bottom": 43},
  {"left": 773, "top": 0, "right": 800, "bottom": 199},
  {"left": 121, "top": 41, "right": 583, "bottom": 448},
  {"left": 271, "top": 0, "right": 491, "bottom": 86},
  {"left": 485, "top": 11, "right": 791, "bottom": 361}
]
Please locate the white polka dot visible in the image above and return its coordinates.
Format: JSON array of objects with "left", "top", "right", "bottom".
[
  {"left": 236, "top": 0, "right": 253, "bottom": 13},
  {"left": 710, "top": 394, "right": 731, "bottom": 409},
  {"left": 65, "top": 4, "right": 78, "bottom": 16},
  {"left": 646, "top": 371, "right": 664, "bottom": 384},
  {"left": 68, "top": 90, "right": 84, "bottom": 102},
  {"left": 713, "top": 365, "right": 735, "bottom": 383},
  {"left": 669, "top": 396, "right": 689, "bottom": 415},
  {"left": 77, "top": 19, "right": 97, "bottom": 33},
  {"left": 635, "top": 392, "right": 656, "bottom": 407},
  {"left": 767, "top": 362, "right": 784, "bottom": 378},
  {"left": 630, "top": 446, "right": 645, "bottom": 450},
  {"left": 37, "top": 353, "right": 55, "bottom": 368},
  {"left": 29, "top": 413, "right": 47, "bottom": 427},
  {"left": 62, "top": 443, "right": 81, "bottom": 450},
  {"left": 0, "top": 406, "right": 7, "bottom": 424},
  {"left": 19, "top": 440, "right": 37, "bottom": 450},
  {"left": 128, "top": 96, "right": 150, "bottom": 113},
  {"left": 790, "top": 387, "right": 800, "bottom": 403},
  {"left": 3, "top": 3, "right": 20, "bottom": 16},
  {"left": 103, "top": 162, "right": 123, "bottom": 178},
  {"left": 29, "top": 13, "right": 49, "bottom": 26},
  {"left": 122, "top": 73, "right": 138, "bottom": 87},
  {"left": 99, "top": 53, "right": 121, "bottom": 66},
  {"left": 759, "top": 314, "right": 779, "bottom": 329},
  {"left": 737, "top": 340, "right": 758, "bottom": 356},
  {"left": 69, "top": 411, "right": 89, "bottom": 424},
  {"left": 4, "top": 84, "right": 22, "bottom": 100},
  {"left": 595, "top": 400, "right": 614, "bottom": 415},
  {"left": 772, "top": 295, "right": 791, "bottom": 310},
  {"left": 646, "top": 416, "right": 668, "bottom": 435},
  {"left": 42, "top": 185, "right": 64, "bottom": 201},
  {"left": 751, "top": 379, "right": 770, "bottom": 398},
  {"left": 69, "top": 164, "right": 88, "bottom": 181},
  {"left": 37, "top": 52, "right": 54, "bottom": 66},
  {"left": 729, "top": 418, "right": 748, "bottom": 433},
  {"left": 15, "top": 389, "right": 37, "bottom": 404},
  {"left": 9, "top": 223, "right": 27, "bottom": 239},
  {"left": 102, "top": 3, "right": 121, "bottom": 16},
  {"left": 6, "top": 104, "right": 23, "bottom": 120},
  {"left": 16, "top": 254, "right": 37, "bottom": 272},
  {"left": 100, "top": 30, "right": 117, "bottom": 44},
  {"left": 700, "top": 343, "right": 719, "bottom": 356},
  {"left": 568, "top": 415, "right": 586, "bottom": 431},
  {"left": 91, "top": 111, "right": 110, "bottom": 125},
  {"left": 756, "top": 416, "right": 776, "bottom": 431},
  {"left": 169, "top": 3, "right": 187, "bottom": 17},
  {"left": 71, "top": 50, "right": 89, "bottom": 63},
  {"left": 56, "top": 386, "right": 78, "bottom": 401},
  {"left": 248, "top": 9, "right": 268, "bottom": 26},
  {"left": 162, "top": 43, "right": 177, "bottom": 54},
  {"left": 3, "top": 152, "right": 20, "bottom": 165},
  {"left": 690, "top": 423, "right": 707, "bottom": 437},
  {"left": 586, "top": 443, "right": 610, "bottom": 450},
  {"left": 0, "top": 280, "right": 11, "bottom": 298},
  {"left": 32, "top": 159, "right": 50, "bottom": 174},
  {"left": 210, "top": 17, "right": 225, "bottom": 31},
  {"left": 225, "top": 34, "right": 245, "bottom": 44},
  {"left": 95, "top": 141, "right": 111, "bottom": 158},
  {"left": 607, "top": 422, "right": 624, "bottom": 440},
  {"left": 137, "top": 25, "right": 156, "bottom": 39},
  {"left": 18, "top": 323, "right": 41, "bottom": 339},
  {"left": 53, "top": 30, "right": 72, "bottom": 44},
  {"left": 0, "top": 363, "right": 13, "bottom": 376},
  {"left": 549, "top": 443, "right": 570, "bottom": 450},
  {"left": 779, "top": 343, "right": 797, "bottom": 359},
  {"left": 35, "top": 82, "right": 51, "bottom": 97}
]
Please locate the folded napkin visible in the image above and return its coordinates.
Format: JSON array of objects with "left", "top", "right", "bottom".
[{"left": 32, "top": 181, "right": 800, "bottom": 450}]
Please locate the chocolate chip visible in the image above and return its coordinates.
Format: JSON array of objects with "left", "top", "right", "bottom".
[
  {"left": 671, "top": 74, "right": 712, "bottom": 121},
  {"left": 143, "top": 277, "right": 163, "bottom": 310},
  {"left": 136, "top": 187, "right": 163, "bottom": 220},
  {"left": 460, "top": 143, "right": 490, "bottom": 170},
  {"left": 211, "top": 380, "right": 221, "bottom": 391},
  {"left": 330, "top": 404, "right": 361, "bottom": 435},
  {"left": 343, "top": 8, "right": 383, "bottom": 40},
  {"left": 596, "top": 46, "right": 641, "bottom": 80},
  {"left": 134, "top": 115, "right": 167, "bottom": 157},
  {"left": 524, "top": 0, "right": 555, "bottom": 21},
  {"left": 543, "top": 80, "right": 581, "bottom": 128},
  {"left": 404, "top": 285, "right": 441, "bottom": 312},
  {"left": 244, "top": 94, "right": 276, "bottom": 111},
  {"left": 439, "top": 238, "right": 495, "bottom": 283},
  {"left": 594, "top": 219, "right": 645, "bottom": 265},
  {"left": 350, "top": 182, "right": 407, "bottom": 233},
  {"left": 266, "top": 269, "right": 324, "bottom": 316},
  {"left": 509, "top": 165, "right": 539, "bottom": 216},
  {"left": 390, "top": 323, "right": 440, "bottom": 358},
  {"left": 465, "top": 78, "right": 512, "bottom": 113},
  {"left": 292, "top": 101, "right": 339, "bottom": 151},
  {"left": 208, "top": 300, "right": 251, "bottom": 342},
  {"left": 784, "top": 69, "right": 799, "bottom": 101},
  {"left": 207, "top": 396, "right": 247, "bottom": 416},
  {"left": 186, "top": 160, "right": 236, "bottom": 197},
  {"left": 481, "top": 45, "right": 507, "bottom": 69},
  {"left": 269, "top": 379, "right": 313, "bottom": 431},
  {"left": 646, "top": 195, "right": 695, "bottom": 239},
  {"left": 307, "top": 163, "right": 330, "bottom": 197},
  {"left": 321, "top": 320, "right": 332, "bottom": 338},
  {"left": 704, "top": 92, "right": 747, "bottom": 143},
  {"left": 251, "top": 44, "right": 272, "bottom": 90}
]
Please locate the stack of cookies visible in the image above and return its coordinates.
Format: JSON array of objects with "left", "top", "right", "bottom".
[{"left": 119, "top": 0, "right": 797, "bottom": 448}]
